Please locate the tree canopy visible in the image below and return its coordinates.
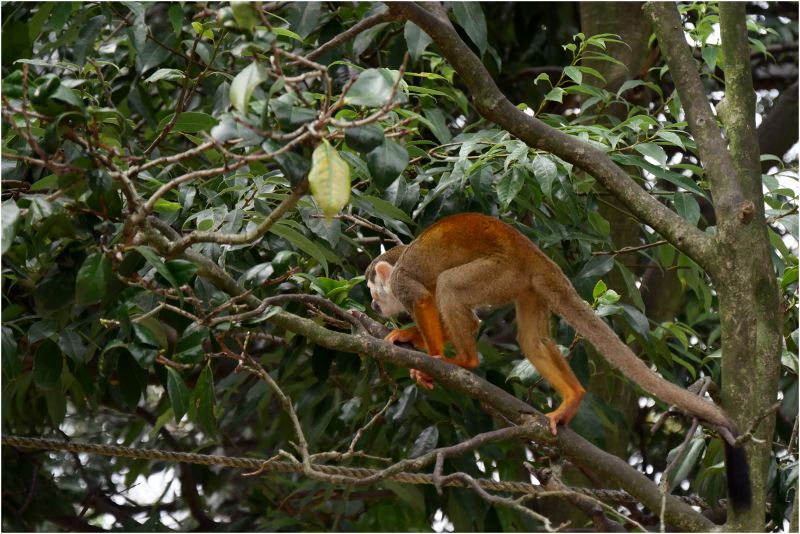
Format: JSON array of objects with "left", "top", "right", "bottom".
[{"left": 1, "top": 2, "right": 797, "bottom": 532}]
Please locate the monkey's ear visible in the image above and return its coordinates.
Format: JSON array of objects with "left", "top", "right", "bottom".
[{"left": 374, "top": 261, "right": 393, "bottom": 282}]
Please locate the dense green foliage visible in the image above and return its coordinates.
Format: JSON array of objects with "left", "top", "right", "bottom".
[{"left": 1, "top": 2, "right": 797, "bottom": 531}]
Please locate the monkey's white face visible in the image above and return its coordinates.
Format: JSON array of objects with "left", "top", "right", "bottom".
[{"left": 367, "top": 261, "right": 405, "bottom": 317}]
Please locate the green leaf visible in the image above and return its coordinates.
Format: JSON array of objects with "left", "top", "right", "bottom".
[
  {"left": 620, "top": 304, "right": 650, "bottom": 338},
  {"left": 29, "top": 174, "right": 59, "bottom": 192},
  {"left": 635, "top": 143, "right": 668, "bottom": 168},
  {"left": 358, "top": 195, "right": 414, "bottom": 224},
  {"left": 702, "top": 46, "right": 718, "bottom": 71},
  {"left": 272, "top": 27, "right": 303, "bottom": 41},
  {"left": 144, "top": 68, "right": 186, "bottom": 83},
  {"left": 576, "top": 256, "right": 614, "bottom": 279},
  {"left": 353, "top": 22, "right": 390, "bottom": 58},
  {"left": 51, "top": 2, "right": 72, "bottom": 30},
  {"left": 408, "top": 425, "right": 439, "bottom": 458},
  {"left": 673, "top": 193, "right": 701, "bottom": 226},
  {"left": 309, "top": 140, "right": 351, "bottom": 219},
  {"left": 655, "top": 130, "right": 685, "bottom": 149},
  {"left": 507, "top": 358, "right": 540, "bottom": 385},
  {"left": 118, "top": 352, "right": 145, "bottom": 408},
  {"left": 174, "top": 326, "right": 208, "bottom": 364},
  {"left": 269, "top": 222, "right": 329, "bottom": 272},
  {"left": 366, "top": 139, "right": 409, "bottom": 189},
  {"left": 383, "top": 481, "right": 425, "bottom": 511},
  {"left": 574, "top": 65, "right": 606, "bottom": 84},
  {"left": 153, "top": 198, "right": 182, "bottom": 213},
  {"left": 191, "top": 364, "right": 218, "bottom": 436},
  {"left": 34, "top": 339, "right": 62, "bottom": 390},
  {"left": 2, "top": 327, "right": 20, "bottom": 378},
  {"left": 587, "top": 211, "right": 610, "bottom": 236},
  {"left": 611, "top": 153, "right": 705, "bottom": 195},
  {"left": 497, "top": 166, "right": 525, "bottom": 208},
  {"left": 345, "top": 68, "right": 402, "bottom": 108},
  {"left": 59, "top": 330, "right": 86, "bottom": 363},
  {"left": 532, "top": 73, "right": 552, "bottom": 89},
  {"left": 157, "top": 111, "right": 218, "bottom": 134},
  {"left": 422, "top": 107, "right": 452, "bottom": 144},
  {"left": 136, "top": 246, "right": 179, "bottom": 289},
  {"left": 167, "top": 368, "right": 191, "bottom": 422},
  {"left": 168, "top": 4, "right": 184, "bottom": 35},
  {"left": 345, "top": 124, "right": 385, "bottom": 153},
  {"left": 51, "top": 85, "right": 83, "bottom": 108},
  {"left": 451, "top": 2, "right": 487, "bottom": 56},
  {"left": 75, "top": 252, "right": 112, "bottom": 306},
  {"left": 616, "top": 79, "right": 647, "bottom": 98},
  {"left": 404, "top": 21, "right": 433, "bottom": 63},
  {"left": 165, "top": 259, "right": 198, "bottom": 285},
  {"left": 230, "top": 1, "right": 259, "bottom": 32},
  {"left": 45, "top": 389, "right": 67, "bottom": 427},
  {"left": 230, "top": 62, "right": 268, "bottom": 113},
  {"left": 667, "top": 437, "right": 705, "bottom": 491},
  {"left": 1, "top": 199, "right": 20, "bottom": 254},
  {"left": 563, "top": 66, "right": 582, "bottom": 85},
  {"left": 28, "top": 3, "right": 53, "bottom": 41},
  {"left": 129, "top": 341, "right": 159, "bottom": 369},
  {"left": 598, "top": 289, "right": 621, "bottom": 306},
  {"left": 544, "top": 87, "right": 565, "bottom": 103},
  {"left": 270, "top": 94, "right": 318, "bottom": 128},
  {"left": 592, "top": 280, "right": 608, "bottom": 301},
  {"left": 531, "top": 155, "right": 558, "bottom": 197},
  {"left": 75, "top": 15, "right": 105, "bottom": 66},
  {"left": 287, "top": 1, "right": 320, "bottom": 39}
]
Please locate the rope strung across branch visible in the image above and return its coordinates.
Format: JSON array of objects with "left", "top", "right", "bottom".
[{"left": 1, "top": 435, "right": 707, "bottom": 508}]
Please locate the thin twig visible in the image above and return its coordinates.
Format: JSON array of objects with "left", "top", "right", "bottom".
[
  {"left": 592, "top": 240, "right": 668, "bottom": 256},
  {"left": 306, "top": 10, "right": 395, "bottom": 61}
]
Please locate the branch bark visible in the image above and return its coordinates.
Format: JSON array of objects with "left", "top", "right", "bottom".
[{"left": 649, "top": 3, "right": 783, "bottom": 530}]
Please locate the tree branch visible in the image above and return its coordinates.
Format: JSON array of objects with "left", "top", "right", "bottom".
[
  {"left": 385, "top": 1, "right": 715, "bottom": 272},
  {"left": 306, "top": 9, "right": 396, "bottom": 61},
  {"left": 646, "top": 3, "right": 749, "bottom": 255}
]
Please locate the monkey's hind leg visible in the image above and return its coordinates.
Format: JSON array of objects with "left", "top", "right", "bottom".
[
  {"left": 436, "top": 257, "right": 516, "bottom": 369},
  {"left": 516, "top": 291, "right": 586, "bottom": 435}
]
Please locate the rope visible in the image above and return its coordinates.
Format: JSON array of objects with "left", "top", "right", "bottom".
[{"left": 1, "top": 435, "right": 707, "bottom": 507}]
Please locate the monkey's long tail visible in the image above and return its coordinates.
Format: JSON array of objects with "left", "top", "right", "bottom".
[
  {"left": 725, "top": 441, "right": 752, "bottom": 511},
  {"left": 532, "top": 259, "right": 752, "bottom": 510},
  {"left": 535, "top": 267, "right": 731, "bottom": 429}
]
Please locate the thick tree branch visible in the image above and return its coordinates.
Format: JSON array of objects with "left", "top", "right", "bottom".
[
  {"left": 385, "top": 1, "right": 715, "bottom": 272},
  {"left": 718, "top": 4, "right": 766, "bottom": 221},
  {"left": 647, "top": 3, "right": 750, "bottom": 260}
]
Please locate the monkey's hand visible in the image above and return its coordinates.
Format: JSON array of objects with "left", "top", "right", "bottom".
[{"left": 384, "top": 328, "right": 437, "bottom": 390}]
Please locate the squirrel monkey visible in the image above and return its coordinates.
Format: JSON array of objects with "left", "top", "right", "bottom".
[{"left": 366, "top": 212, "right": 751, "bottom": 509}]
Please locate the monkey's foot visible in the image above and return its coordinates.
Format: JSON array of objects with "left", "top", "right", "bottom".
[
  {"left": 409, "top": 368, "right": 435, "bottom": 390},
  {"left": 545, "top": 399, "right": 582, "bottom": 436},
  {"left": 385, "top": 327, "right": 426, "bottom": 351}
]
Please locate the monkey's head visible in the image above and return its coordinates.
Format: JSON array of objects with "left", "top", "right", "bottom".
[{"left": 365, "top": 246, "right": 407, "bottom": 318}]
